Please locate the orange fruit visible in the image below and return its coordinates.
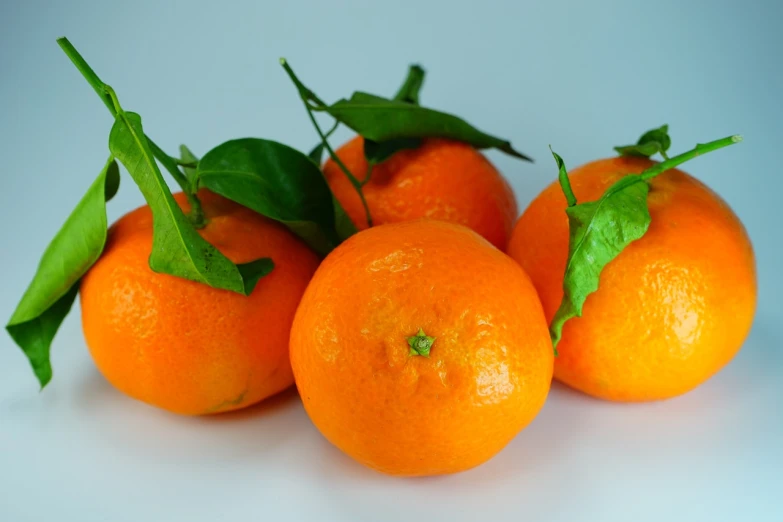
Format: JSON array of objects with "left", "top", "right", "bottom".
[
  {"left": 507, "top": 157, "right": 757, "bottom": 401},
  {"left": 323, "top": 136, "right": 518, "bottom": 250},
  {"left": 290, "top": 219, "right": 553, "bottom": 476},
  {"left": 80, "top": 191, "right": 320, "bottom": 415}
]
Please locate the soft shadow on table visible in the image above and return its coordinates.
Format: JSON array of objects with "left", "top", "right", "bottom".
[
  {"left": 308, "top": 318, "right": 781, "bottom": 493},
  {"left": 307, "top": 379, "right": 594, "bottom": 487},
  {"left": 74, "top": 366, "right": 123, "bottom": 409},
  {"left": 301, "top": 381, "right": 590, "bottom": 522},
  {"left": 194, "top": 386, "right": 301, "bottom": 422},
  {"left": 74, "top": 367, "right": 300, "bottom": 421},
  {"left": 70, "top": 367, "right": 309, "bottom": 461},
  {"left": 62, "top": 316, "right": 778, "bottom": 494}
]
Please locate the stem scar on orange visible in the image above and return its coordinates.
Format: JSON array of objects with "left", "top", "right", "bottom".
[
  {"left": 507, "top": 131, "right": 755, "bottom": 402},
  {"left": 80, "top": 191, "right": 320, "bottom": 415},
  {"left": 290, "top": 220, "right": 553, "bottom": 476}
]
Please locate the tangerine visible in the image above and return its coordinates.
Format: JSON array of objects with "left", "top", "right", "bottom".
[
  {"left": 323, "top": 136, "right": 518, "bottom": 250},
  {"left": 80, "top": 191, "right": 319, "bottom": 415},
  {"left": 507, "top": 157, "right": 757, "bottom": 401},
  {"left": 290, "top": 220, "right": 553, "bottom": 476}
]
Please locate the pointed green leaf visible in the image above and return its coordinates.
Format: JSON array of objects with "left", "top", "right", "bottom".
[
  {"left": 550, "top": 175, "right": 651, "bottom": 348},
  {"left": 550, "top": 148, "right": 577, "bottom": 207},
  {"left": 332, "top": 195, "right": 358, "bottom": 241},
  {"left": 361, "top": 66, "right": 427, "bottom": 164},
  {"left": 6, "top": 157, "right": 120, "bottom": 388},
  {"left": 309, "top": 143, "right": 360, "bottom": 241},
  {"left": 614, "top": 124, "right": 672, "bottom": 159},
  {"left": 179, "top": 144, "right": 199, "bottom": 188},
  {"left": 309, "top": 67, "right": 426, "bottom": 167},
  {"left": 196, "top": 138, "right": 349, "bottom": 255},
  {"left": 109, "top": 112, "right": 268, "bottom": 295},
  {"left": 56, "top": 37, "right": 270, "bottom": 296},
  {"left": 550, "top": 134, "right": 743, "bottom": 350},
  {"left": 237, "top": 258, "right": 275, "bottom": 295},
  {"left": 322, "top": 92, "right": 532, "bottom": 161},
  {"left": 363, "top": 137, "right": 423, "bottom": 165},
  {"left": 308, "top": 142, "right": 326, "bottom": 165},
  {"left": 393, "top": 64, "right": 426, "bottom": 104}
]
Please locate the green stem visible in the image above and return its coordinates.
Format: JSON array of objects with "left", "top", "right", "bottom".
[
  {"left": 280, "top": 58, "right": 374, "bottom": 227},
  {"left": 57, "top": 37, "right": 205, "bottom": 228},
  {"left": 550, "top": 147, "right": 577, "bottom": 207},
  {"left": 560, "top": 172, "right": 577, "bottom": 208},
  {"left": 174, "top": 159, "right": 198, "bottom": 169},
  {"left": 640, "top": 135, "right": 742, "bottom": 181},
  {"left": 407, "top": 328, "right": 435, "bottom": 357},
  {"left": 393, "top": 64, "right": 425, "bottom": 104},
  {"left": 360, "top": 163, "right": 374, "bottom": 187},
  {"left": 57, "top": 38, "right": 114, "bottom": 114},
  {"left": 149, "top": 141, "right": 206, "bottom": 228},
  {"left": 310, "top": 107, "right": 373, "bottom": 227},
  {"left": 322, "top": 119, "right": 340, "bottom": 140},
  {"left": 279, "top": 58, "right": 328, "bottom": 107}
]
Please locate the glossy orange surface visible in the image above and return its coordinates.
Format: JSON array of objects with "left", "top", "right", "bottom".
[
  {"left": 80, "top": 191, "right": 320, "bottom": 415},
  {"left": 323, "top": 136, "right": 518, "bottom": 250},
  {"left": 508, "top": 157, "right": 757, "bottom": 401},
  {"left": 290, "top": 220, "right": 553, "bottom": 476}
]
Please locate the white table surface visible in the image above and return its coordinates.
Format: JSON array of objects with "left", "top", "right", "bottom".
[{"left": 1, "top": 0, "right": 781, "bottom": 521}]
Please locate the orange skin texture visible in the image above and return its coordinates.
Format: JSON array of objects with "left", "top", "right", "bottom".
[
  {"left": 323, "top": 136, "right": 518, "bottom": 250},
  {"left": 80, "top": 191, "right": 320, "bottom": 415},
  {"left": 507, "top": 157, "right": 757, "bottom": 402},
  {"left": 290, "top": 220, "right": 553, "bottom": 476}
]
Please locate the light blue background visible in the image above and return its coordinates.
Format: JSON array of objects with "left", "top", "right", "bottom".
[{"left": 1, "top": 0, "right": 781, "bottom": 521}]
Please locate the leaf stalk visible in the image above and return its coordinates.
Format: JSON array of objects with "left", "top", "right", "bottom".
[
  {"left": 280, "top": 58, "right": 374, "bottom": 227},
  {"left": 57, "top": 37, "right": 205, "bottom": 228}
]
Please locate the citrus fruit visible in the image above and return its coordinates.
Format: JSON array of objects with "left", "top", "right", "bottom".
[
  {"left": 507, "top": 156, "right": 756, "bottom": 401},
  {"left": 323, "top": 136, "right": 518, "bottom": 250},
  {"left": 290, "top": 219, "right": 553, "bottom": 476},
  {"left": 79, "top": 191, "right": 320, "bottom": 415}
]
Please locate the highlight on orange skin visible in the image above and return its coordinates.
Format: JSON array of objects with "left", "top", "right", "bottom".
[
  {"left": 323, "top": 136, "right": 518, "bottom": 250},
  {"left": 80, "top": 191, "right": 320, "bottom": 415},
  {"left": 507, "top": 157, "right": 757, "bottom": 402},
  {"left": 291, "top": 219, "right": 553, "bottom": 476}
]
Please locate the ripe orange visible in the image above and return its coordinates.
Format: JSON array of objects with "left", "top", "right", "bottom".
[
  {"left": 290, "top": 220, "right": 553, "bottom": 476},
  {"left": 323, "top": 136, "right": 518, "bottom": 250},
  {"left": 80, "top": 191, "right": 320, "bottom": 415},
  {"left": 507, "top": 157, "right": 757, "bottom": 401}
]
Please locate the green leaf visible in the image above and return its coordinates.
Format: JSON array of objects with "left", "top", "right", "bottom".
[
  {"left": 236, "top": 258, "right": 275, "bottom": 294},
  {"left": 109, "top": 111, "right": 268, "bottom": 295},
  {"left": 614, "top": 124, "right": 671, "bottom": 159},
  {"left": 332, "top": 195, "right": 358, "bottom": 240},
  {"left": 359, "top": 65, "right": 428, "bottom": 165},
  {"left": 549, "top": 134, "right": 743, "bottom": 351},
  {"left": 363, "top": 137, "right": 423, "bottom": 165},
  {"left": 56, "top": 38, "right": 270, "bottom": 294},
  {"left": 6, "top": 157, "right": 120, "bottom": 388},
  {"left": 550, "top": 148, "right": 577, "bottom": 207},
  {"left": 310, "top": 66, "right": 427, "bottom": 168},
  {"left": 179, "top": 144, "right": 199, "bottom": 188},
  {"left": 308, "top": 142, "right": 326, "bottom": 165},
  {"left": 321, "top": 92, "right": 532, "bottom": 161},
  {"left": 196, "top": 138, "right": 346, "bottom": 255},
  {"left": 393, "top": 64, "right": 426, "bottom": 104},
  {"left": 549, "top": 174, "right": 651, "bottom": 348},
  {"left": 280, "top": 59, "right": 366, "bottom": 235}
]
